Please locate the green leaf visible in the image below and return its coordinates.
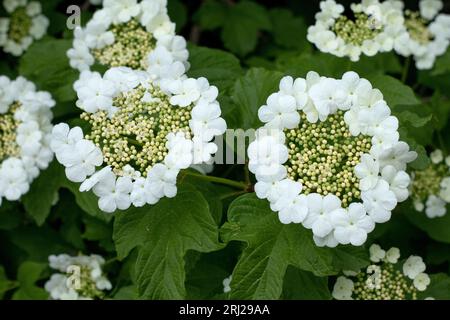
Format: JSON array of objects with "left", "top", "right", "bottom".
[
  {"left": 7, "top": 226, "right": 73, "bottom": 262},
  {"left": 269, "top": 9, "right": 309, "bottom": 50},
  {"left": 406, "top": 204, "right": 450, "bottom": 244},
  {"left": 282, "top": 266, "right": 331, "bottom": 300},
  {"left": 62, "top": 180, "right": 112, "bottom": 222},
  {"left": 194, "top": 0, "right": 227, "bottom": 30},
  {"left": 113, "top": 206, "right": 151, "bottom": 260},
  {"left": 228, "top": 68, "right": 283, "bottom": 129},
  {"left": 187, "top": 45, "right": 243, "bottom": 93},
  {"left": 431, "top": 49, "right": 450, "bottom": 76},
  {"left": 366, "top": 74, "right": 420, "bottom": 107},
  {"left": 12, "top": 261, "right": 48, "bottom": 300},
  {"left": 0, "top": 265, "right": 17, "bottom": 299},
  {"left": 275, "top": 52, "right": 348, "bottom": 78},
  {"left": 134, "top": 184, "right": 222, "bottom": 299},
  {"left": 0, "top": 202, "right": 21, "bottom": 230},
  {"left": 113, "top": 285, "right": 139, "bottom": 300},
  {"left": 82, "top": 215, "right": 114, "bottom": 252},
  {"left": 168, "top": 0, "right": 187, "bottom": 32},
  {"left": 22, "top": 161, "right": 64, "bottom": 226},
  {"left": 19, "top": 38, "right": 79, "bottom": 103},
  {"left": 221, "top": 1, "right": 272, "bottom": 56},
  {"left": 221, "top": 194, "right": 369, "bottom": 299},
  {"left": 420, "top": 273, "right": 450, "bottom": 300}
]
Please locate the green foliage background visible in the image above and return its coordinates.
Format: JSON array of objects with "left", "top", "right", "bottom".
[{"left": 1, "top": 0, "right": 450, "bottom": 300}]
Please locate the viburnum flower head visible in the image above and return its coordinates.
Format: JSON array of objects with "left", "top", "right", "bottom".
[
  {"left": 248, "top": 71, "right": 416, "bottom": 247},
  {"left": 44, "top": 254, "right": 112, "bottom": 300},
  {"left": 392, "top": 0, "right": 450, "bottom": 69},
  {"left": 410, "top": 148, "right": 450, "bottom": 218},
  {"left": 332, "top": 244, "right": 431, "bottom": 300},
  {"left": 307, "top": 0, "right": 405, "bottom": 61},
  {"left": 51, "top": 67, "right": 226, "bottom": 213},
  {"left": 0, "top": 75, "right": 55, "bottom": 206},
  {"left": 0, "top": 0, "right": 49, "bottom": 56},
  {"left": 67, "top": 0, "right": 189, "bottom": 81}
]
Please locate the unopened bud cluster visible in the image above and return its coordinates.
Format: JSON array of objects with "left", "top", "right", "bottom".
[
  {"left": 411, "top": 162, "right": 447, "bottom": 201},
  {"left": 333, "top": 13, "right": 381, "bottom": 46},
  {"left": 92, "top": 19, "right": 156, "bottom": 70},
  {"left": 353, "top": 263, "right": 417, "bottom": 300},
  {"left": 82, "top": 84, "right": 192, "bottom": 177},
  {"left": 284, "top": 111, "right": 371, "bottom": 207},
  {"left": 0, "top": 102, "right": 21, "bottom": 161},
  {"left": 8, "top": 6, "right": 31, "bottom": 43},
  {"left": 405, "top": 10, "right": 432, "bottom": 45}
]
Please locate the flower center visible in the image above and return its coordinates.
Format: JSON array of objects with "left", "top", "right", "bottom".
[
  {"left": 8, "top": 6, "right": 32, "bottom": 43},
  {"left": 284, "top": 111, "right": 372, "bottom": 207},
  {"left": 0, "top": 102, "right": 21, "bottom": 161},
  {"left": 353, "top": 263, "right": 418, "bottom": 300},
  {"left": 68, "top": 265, "right": 104, "bottom": 299},
  {"left": 92, "top": 19, "right": 156, "bottom": 70},
  {"left": 411, "top": 163, "right": 447, "bottom": 201},
  {"left": 333, "top": 13, "right": 382, "bottom": 46},
  {"left": 82, "top": 83, "right": 192, "bottom": 177},
  {"left": 405, "top": 10, "right": 433, "bottom": 45}
]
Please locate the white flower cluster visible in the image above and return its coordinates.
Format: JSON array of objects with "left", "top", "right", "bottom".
[
  {"left": 248, "top": 71, "right": 416, "bottom": 247},
  {"left": 0, "top": 76, "right": 54, "bottom": 206},
  {"left": 45, "top": 254, "right": 112, "bottom": 300},
  {"left": 392, "top": 0, "right": 450, "bottom": 69},
  {"left": 67, "top": 0, "right": 189, "bottom": 80},
  {"left": 51, "top": 67, "right": 226, "bottom": 213},
  {"left": 411, "top": 149, "right": 450, "bottom": 218},
  {"left": 307, "top": 0, "right": 404, "bottom": 61},
  {"left": 333, "top": 244, "right": 431, "bottom": 300},
  {"left": 0, "top": 0, "right": 49, "bottom": 56}
]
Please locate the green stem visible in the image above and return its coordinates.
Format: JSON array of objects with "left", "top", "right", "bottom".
[
  {"left": 220, "top": 190, "right": 247, "bottom": 200},
  {"left": 401, "top": 56, "right": 411, "bottom": 83},
  {"left": 182, "top": 171, "right": 248, "bottom": 190}
]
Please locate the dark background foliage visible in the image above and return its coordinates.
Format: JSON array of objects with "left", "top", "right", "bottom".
[{"left": 1, "top": 0, "right": 450, "bottom": 300}]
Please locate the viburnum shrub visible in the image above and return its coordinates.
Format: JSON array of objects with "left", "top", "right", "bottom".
[{"left": 0, "top": 0, "right": 449, "bottom": 302}]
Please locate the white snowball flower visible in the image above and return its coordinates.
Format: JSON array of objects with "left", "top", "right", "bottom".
[
  {"left": 362, "top": 180, "right": 397, "bottom": 223},
  {"left": 0, "top": 76, "right": 54, "bottom": 203},
  {"left": 304, "top": 194, "right": 344, "bottom": 238},
  {"left": 53, "top": 68, "right": 226, "bottom": 212},
  {"left": 258, "top": 93, "right": 300, "bottom": 129},
  {"left": 393, "top": 0, "right": 450, "bottom": 69},
  {"left": 67, "top": 0, "right": 188, "bottom": 78},
  {"left": 0, "top": 0, "right": 49, "bottom": 56},
  {"left": 332, "top": 203, "right": 375, "bottom": 246},
  {"left": 425, "top": 195, "right": 446, "bottom": 218},
  {"left": 332, "top": 276, "right": 354, "bottom": 300},
  {"left": 413, "top": 273, "right": 431, "bottom": 291},
  {"left": 385, "top": 247, "right": 400, "bottom": 264},
  {"left": 58, "top": 139, "right": 103, "bottom": 183},
  {"left": 93, "top": 172, "right": 133, "bottom": 213},
  {"left": 430, "top": 149, "right": 444, "bottom": 164},
  {"left": 307, "top": 0, "right": 405, "bottom": 61},
  {"left": 249, "top": 71, "right": 414, "bottom": 247},
  {"left": 45, "top": 253, "right": 111, "bottom": 300},
  {"left": 355, "top": 154, "right": 380, "bottom": 191},
  {"left": 381, "top": 166, "right": 410, "bottom": 202},
  {"left": 335, "top": 245, "right": 431, "bottom": 300},
  {"left": 420, "top": 0, "right": 443, "bottom": 20},
  {"left": 411, "top": 149, "right": 450, "bottom": 218},
  {"left": 369, "top": 244, "right": 386, "bottom": 263},
  {"left": 403, "top": 256, "right": 427, "bottom": 280}
]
